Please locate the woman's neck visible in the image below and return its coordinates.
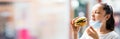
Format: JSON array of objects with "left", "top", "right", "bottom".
[{"left": 98, "top": 23, "right": 111, "bottom": 34}]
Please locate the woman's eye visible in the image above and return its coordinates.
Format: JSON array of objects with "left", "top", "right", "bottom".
[{"left": 95, "top": 12, "right": 100, "bottom": 14}]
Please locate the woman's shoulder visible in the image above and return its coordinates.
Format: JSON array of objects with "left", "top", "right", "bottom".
[
  {"left": 110, "top": 31, "right": 119, "bottom": 36},
  {"left": 109, "top": 31, "right": 120, "bottom": 39}
]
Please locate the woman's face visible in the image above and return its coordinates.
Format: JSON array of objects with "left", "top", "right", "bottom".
[{"left": 91, "top": 4, "right": 106, "bottom": 22}]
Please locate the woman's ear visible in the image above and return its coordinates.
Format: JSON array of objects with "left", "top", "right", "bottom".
[{"left": 105, "top": 14, "right": 111, "bottom": 20}]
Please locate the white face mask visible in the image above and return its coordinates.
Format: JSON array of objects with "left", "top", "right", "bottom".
[{"left": 90, "top": 20, "right": 102, "bottom": 29}]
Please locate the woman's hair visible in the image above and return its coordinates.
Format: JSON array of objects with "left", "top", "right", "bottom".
[{"left": 100, "top": 3, "right": 115, "bottom": 31}]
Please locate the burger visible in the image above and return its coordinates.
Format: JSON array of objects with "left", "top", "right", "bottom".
[{"left": 74, "top": 17, "right": 87, "bottom": 27}]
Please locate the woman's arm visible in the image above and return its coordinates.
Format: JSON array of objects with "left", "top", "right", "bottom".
[
  {"left": 73, "top": 31, "right": 79, "bottom": 39},
  {"left": 71, "top": 17, "right": 81, "bottom": 39}
]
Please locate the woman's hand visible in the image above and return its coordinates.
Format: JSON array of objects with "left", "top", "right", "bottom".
[
  {"left": 86, "top": 26, "right": 99, "bottom": 39},
  {"left": 71, "top": 17, "right": 81, "bottom": 39},
  {"left": 71, "top": 17, "right": 81, "bottom": 33}
]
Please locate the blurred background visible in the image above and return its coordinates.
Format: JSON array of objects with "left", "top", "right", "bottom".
[{"left": 0, "top": 0, "right": 120, "bottom": 39}]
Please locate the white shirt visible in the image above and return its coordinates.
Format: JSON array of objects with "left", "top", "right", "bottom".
[{"left": 80, "top": 31, "right": 120, "bottom": 39}]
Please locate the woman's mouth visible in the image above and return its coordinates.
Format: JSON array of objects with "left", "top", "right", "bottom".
[{"left": 92, "top": 18, "right": 95, "bottom": 21}]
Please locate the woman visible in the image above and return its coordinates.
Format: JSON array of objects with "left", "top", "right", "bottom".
[{"left": 71, "top": 3, "right": 120, "bottom": 39}]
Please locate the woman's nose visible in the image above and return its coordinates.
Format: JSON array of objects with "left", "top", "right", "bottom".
[{"left": 92, "top": 14, "right": 95, "bottom": 18}]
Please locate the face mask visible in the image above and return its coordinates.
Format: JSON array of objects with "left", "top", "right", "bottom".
[{"left": 90, "top": 20, "right": 101, "bottom": 29}]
